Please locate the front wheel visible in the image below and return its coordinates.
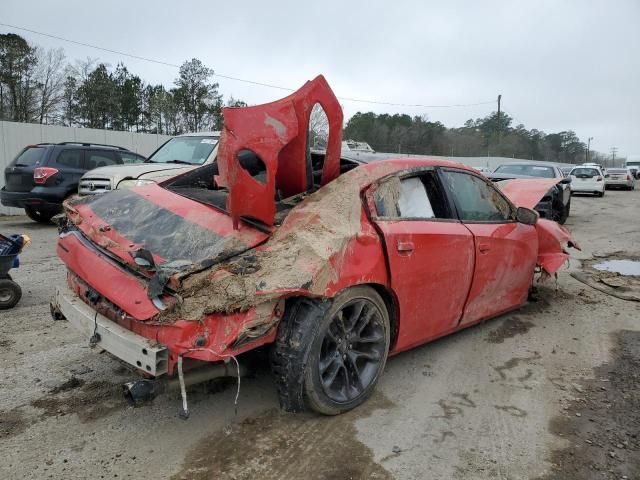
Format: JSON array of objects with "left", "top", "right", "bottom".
[
  {"left": 0, "top": 279, "right": 22, "bottom": 309},
  {"left": 271, "top": 286, "right": 391, "bottom": 415}
]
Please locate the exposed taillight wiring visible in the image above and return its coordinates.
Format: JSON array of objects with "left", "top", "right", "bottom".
[{"left": 33, "top": 167, "right": 59, "bottom": 184}]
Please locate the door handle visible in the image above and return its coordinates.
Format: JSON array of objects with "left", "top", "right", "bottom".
[
  {"left": 396, "top": 240, "right": 415, "bottom": 254},
  {"left": 478, "top": 243, "right": 491, "bottom": 253}
]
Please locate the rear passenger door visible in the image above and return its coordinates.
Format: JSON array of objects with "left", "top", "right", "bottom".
[
  {"left": 84, "top": 150, "right": 119, "bottom": 171},
  {"left": 53, "top": 149, "right": 86, "bottom": 190},
  {"left": 369, "top": 169, "right": 476, "bottom": 351},
  {"left": 440, "top": 169, "right": 538, "bottom": 326}
]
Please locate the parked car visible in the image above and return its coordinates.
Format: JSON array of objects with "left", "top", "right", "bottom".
[
  {"left": 1, "top": 142, "right": 145, "bottom": 223},
  {"left": 51, "top": 76, "right": 578, "bottom": 416},
  {"left": 489, "top": 162, "right": 572, "bottom": 224},
  {"left": 569, "top": 166, "right": 606, "bottom": 196},
  {"left": 604, "top": 168, "right": 636, "bottom": 190},
  {"left": 78, "top": 132, "right": 220, "bottom": 195}
]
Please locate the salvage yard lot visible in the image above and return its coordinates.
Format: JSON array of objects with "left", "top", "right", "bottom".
[{"left": 1, "top": 189, "right": 639, "bottom": 479}]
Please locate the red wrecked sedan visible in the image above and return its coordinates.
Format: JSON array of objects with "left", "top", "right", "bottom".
[{"left": 51, "top": 75, "right": 578, "bottom": 416}]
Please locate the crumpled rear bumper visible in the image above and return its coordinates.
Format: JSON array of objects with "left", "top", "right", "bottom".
[
  {"left": 58, "top": 270, "right": 283, "bottom": 375},
  {"left": 52, "top": 285, "right": 169, "bottom": 376}
]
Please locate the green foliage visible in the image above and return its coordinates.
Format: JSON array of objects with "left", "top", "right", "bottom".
[
  {"left": 345, "top": 110, "right": 589, "bottom": 162},
  {"left": 0, "top": 33, "right": 241, "bottom": 135}
]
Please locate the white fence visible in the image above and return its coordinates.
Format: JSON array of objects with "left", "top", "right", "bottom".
[{"left": 0, "top": 121, "right": 171, "bottom": 215}]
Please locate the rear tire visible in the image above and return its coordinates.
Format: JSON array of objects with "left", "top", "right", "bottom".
[
  {"left": 24, "top": 206, "right": 54, "bottom": 224},
  {"left": 271, "top": 286, "right": 391, "bottom": 415},
  {"left": 0, "top": 279, "right": 22, "bottom": 309}
]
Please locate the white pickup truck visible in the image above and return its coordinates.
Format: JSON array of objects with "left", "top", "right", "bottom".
[{"left": 78, "top": 132, "right": 220, "bottom": 195}]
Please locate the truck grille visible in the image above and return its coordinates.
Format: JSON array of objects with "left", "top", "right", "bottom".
[{"left": 78, "top": 177, "right": 112, "bottom": 195}]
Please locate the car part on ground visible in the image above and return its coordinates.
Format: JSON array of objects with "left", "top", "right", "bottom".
[
  {"left": 52, "top": 75, "right": 579, "bottom": 415},
  {"left": 77, "top": 133, "right": 220, "bottom": 196},
  {"left": 1, "top": 142, "right": 145, "bottom": 222}
]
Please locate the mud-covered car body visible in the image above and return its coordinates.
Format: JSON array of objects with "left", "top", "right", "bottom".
[{"left": 52, "top": 76, "right": 578, "bottom": 414}]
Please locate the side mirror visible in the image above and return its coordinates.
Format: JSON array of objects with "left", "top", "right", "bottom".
[
  {"left": 560, "top": 177, "right": 572, "bottom": 184},
  {"left": 516, "top": 207, "right": 538, "bottom": 225}
]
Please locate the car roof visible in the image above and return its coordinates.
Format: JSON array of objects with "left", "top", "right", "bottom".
[
  {"left": 495, "top": 162, "right": 557, "bottom": 168},
  {"left": 28, "top": 142, "right": 137, "bottom": 152},
  {"left": 176, "top": 131, "right": 221, "bottom": 137}
]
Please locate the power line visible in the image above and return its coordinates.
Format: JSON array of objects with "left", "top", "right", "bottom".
[{"left": 0, "top": 22, "right": 496, "bottom": 109}]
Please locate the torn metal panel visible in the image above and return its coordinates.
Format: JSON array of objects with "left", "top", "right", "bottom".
[
  {"left": 216, "top": 75, "right": 343, "bottom": 228},
  {"left": 536, "top": 218, "right": 580, "bottom": 277}
]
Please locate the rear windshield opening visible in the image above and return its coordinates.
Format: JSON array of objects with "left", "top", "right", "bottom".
[
  {"left": 13, "top": 146, "right": 46, "bottom": 167},
  {"left": 162, "top": 154, "right": 361, "bottom": 226}
]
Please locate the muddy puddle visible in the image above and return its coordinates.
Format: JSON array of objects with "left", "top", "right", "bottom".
[
  {"left": 593, "top": 259, "right": 640, "bottom": 276},
  {"left": 171, "top": 394, "right": 394, "bottom": 480},
  {"left": 571, "top": 252, "right": 640, "bottom": 302}
]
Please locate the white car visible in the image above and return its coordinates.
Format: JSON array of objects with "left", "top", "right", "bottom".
[
  {"left": 569, "top": 166, "right": 606, "bottom": 197},
  {"left": 605, "top": 168, "right": 636, "bottom": 190},
  {"left": 78, "top": 132, "right": 220, "bottom": 195}
]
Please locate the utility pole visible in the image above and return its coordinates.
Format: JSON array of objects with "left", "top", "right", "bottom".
[
  {"left": 586, "top": 137, "right": 593, "bottom": 163},
  {"left": 497, "top": 94, "right": 502, "bottom": 146},
  {"left": 610, "top": 146, "right": 618, "bottom": 167}
]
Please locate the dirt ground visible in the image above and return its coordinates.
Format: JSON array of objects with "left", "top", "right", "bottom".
[{"left": 1, "top": 188, "right": 639, "bottom": 480}]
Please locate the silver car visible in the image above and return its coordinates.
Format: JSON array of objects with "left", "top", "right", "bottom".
[
  {"left": 78, "top": 132, "right": 220, "bottom": 195},
  {"left": 605, "top": 168, "right": 636, "bottom": 190}
]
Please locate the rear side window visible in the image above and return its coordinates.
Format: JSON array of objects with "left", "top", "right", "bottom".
[
  {"left": 85, "top": 151, "right": 118, "bottom": 170},
  {"left": 13, "top": 147, "right": 46, "bottom": 166},
  {"left": 442, "top": 170, "right": 513, "bottom": 222},
  {"left": 372, "top": 171, "right": 452, "bottom": 219},
  {"left": 56, "top": 149, "right": 83, "bottom": 169}
]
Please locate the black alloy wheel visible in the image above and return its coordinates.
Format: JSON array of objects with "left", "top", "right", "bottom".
[{"left": 318, "top": 298, "right": 387, "bottom": 404}]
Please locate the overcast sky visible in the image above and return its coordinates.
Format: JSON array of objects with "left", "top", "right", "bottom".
[{"left": 3, "top": 0, "right": 639, "bottom": 158}]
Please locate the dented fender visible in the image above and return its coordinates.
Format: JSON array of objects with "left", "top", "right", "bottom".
[{"left": 535, "top": 218, "right": 580, "bottom": 278}]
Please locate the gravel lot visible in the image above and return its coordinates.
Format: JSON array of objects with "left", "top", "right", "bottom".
[{"left": 1, "top": 188, "right": 639, "bottom": 479}]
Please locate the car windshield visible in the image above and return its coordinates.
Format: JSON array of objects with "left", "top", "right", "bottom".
[
  {"left": 147, "top": 136, "right": 219, "bottom": 165},
  {"left": 571, "top": 168, "right": 599, "bottom": 177},
  {"left": 494, "top": 164, "right": 556, "bottom": 178}
]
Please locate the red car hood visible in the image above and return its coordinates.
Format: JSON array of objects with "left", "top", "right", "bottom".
[{"left": 497, "top": 178, "right": 561, "bottom": 209}]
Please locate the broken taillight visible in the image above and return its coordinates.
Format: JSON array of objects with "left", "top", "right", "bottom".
[{"left": 33, "top": 167, "right": 58, "bottom": 184}]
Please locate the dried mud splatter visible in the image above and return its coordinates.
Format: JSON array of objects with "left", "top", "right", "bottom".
[
  {"left": 171, "top": 394, "right": 394, "bottom": 480},
  {"left": 485, "top": 317, "right": 535, "bottom": 344},
  {"left": 1, "top": 379, "right": 125, "bottom": 440},
  {"left": 537, "top": 330, "right": 640, "bottom": 479},
  {"left": 164, "top": 163, "right": 399, "bottom": 321}
]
